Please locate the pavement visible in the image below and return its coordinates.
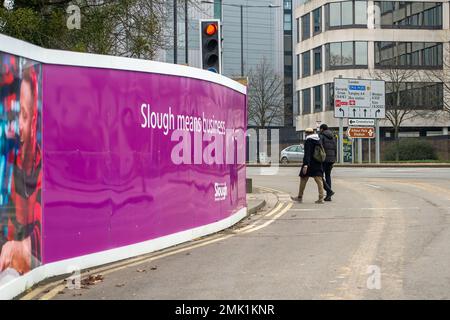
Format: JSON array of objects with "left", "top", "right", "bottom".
[{"left": 21, "top": 167, "right": 450, "bottom": 300}]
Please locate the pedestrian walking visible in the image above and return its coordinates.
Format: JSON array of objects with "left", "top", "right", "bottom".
[
  {"left": 319, "top": 124, "right": 337, "bottom": 201},
  {"left": 294, "top": 128, "right": 325, "bottom": 204}
]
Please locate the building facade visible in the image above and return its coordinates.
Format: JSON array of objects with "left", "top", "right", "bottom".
[{"left": 294, "top": 0, "right": 450, "bottom": 138}]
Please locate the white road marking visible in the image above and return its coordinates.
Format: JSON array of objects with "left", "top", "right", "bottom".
[
  {"left": 366, "top": 184, "right": 382, "bottom": 189},
  {"left": 241, "top": 203, "right": 293, "bottom": 234}
]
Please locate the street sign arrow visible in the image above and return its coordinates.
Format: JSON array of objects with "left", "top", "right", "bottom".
[{"left": 348, "top": 118, "right": 375, "bottom": 126}]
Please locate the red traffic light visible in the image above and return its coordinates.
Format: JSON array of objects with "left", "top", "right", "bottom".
[{"left": 205, "top": 23, "right": 218, "bottom": 36}]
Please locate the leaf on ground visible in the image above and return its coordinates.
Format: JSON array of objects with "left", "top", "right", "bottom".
[
  {"left": 150, "top": 266, "right": 157, "bottom": 271},
  {"left": 115, "top": 283, "right": 125, "bottom": 288},
  {"left": 136, "top": 269, "right": 147, "bottom": 273},
  {"left": 81, "top": 274, "right": 104, "bottom": 286}
]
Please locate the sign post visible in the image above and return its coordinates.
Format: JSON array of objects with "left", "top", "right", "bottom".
[
  {"left": 376, "top": 119, "right": 380, "bottom": 163},
  {"left": 339, "top": 118, "right": 344, "bottom": 164},
  {"left": 358, "top": 138, "right": 362, "bottom": 164},
  {"left": 334, "top": 78, "right": 385, "bottom": 164}
]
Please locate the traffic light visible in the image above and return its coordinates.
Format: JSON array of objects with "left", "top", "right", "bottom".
[{"left": 200, "top": 19, "right": 222, "bottom": 74}]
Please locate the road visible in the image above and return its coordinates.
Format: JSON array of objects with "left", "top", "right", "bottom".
[{"left": 41, "top": 167, "right": 450, "bottom": 300}]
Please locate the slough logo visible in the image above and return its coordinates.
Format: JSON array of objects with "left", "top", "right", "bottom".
[{"left": 214, "top": 183, "right": 227, "bottom": 201}]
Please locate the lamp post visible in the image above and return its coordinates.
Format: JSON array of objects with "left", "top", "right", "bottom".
[
  {"left": 201, "top": 1, "right": 280, "bottom": 76},
  {"left": 174, "top": 0, "right": 190, "bottom": 65},
  {"left": 174, "top": 0, "right": 177, "bottom": 64},
  {"left": 185, "top": 0, "right": 188, "bottom": 64}
]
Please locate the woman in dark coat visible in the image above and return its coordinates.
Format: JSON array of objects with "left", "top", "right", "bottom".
[{"left": 295, "top": 128, "right": 325, "bottom": 203}]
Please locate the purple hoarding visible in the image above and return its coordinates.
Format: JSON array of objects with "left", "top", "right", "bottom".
[{"left": 42, "top": 65, "right": 247, "bottom": 263}]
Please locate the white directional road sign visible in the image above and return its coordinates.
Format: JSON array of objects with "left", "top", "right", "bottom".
[
  {"left": 348, "top": 118, "right": 375, "bottom": 126},
  {"left": 334, "top": 78, "right": 385, "bottom": 119}
]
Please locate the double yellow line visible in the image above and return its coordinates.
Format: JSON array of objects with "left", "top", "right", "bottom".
[{"left": 21, "top": 188, "right": 292, "bottom": 300}]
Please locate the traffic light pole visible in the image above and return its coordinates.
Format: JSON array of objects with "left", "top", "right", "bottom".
[
  {"left": 174, "top": 0, "right": 178, "bottom": 64},
  {"left": 214, "top": 0, "right": 222, "bottom": 20},
  {"left": 185, "top": 0, "right": 188, "bottom": 64},
  {"left": 240, "top": 5, "right": 244, "bottom": 77}
]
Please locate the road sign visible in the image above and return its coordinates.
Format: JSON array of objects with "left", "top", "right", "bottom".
[
  {"left": 334, "top": 78, "right": 385, "bottom": 119},
  {"left": 348, "top": 118, "right": 375, "bottom": 126},
  {"left": 347, "top": 127, "right": 375, "bottom": 139}
]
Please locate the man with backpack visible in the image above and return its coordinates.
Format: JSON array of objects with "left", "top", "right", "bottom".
[
  {"left": 319, "top": 124, "right": 337, "bottom": 201},
  {"left": 294, "top": 128, "right": 325, "bottom": 204}
]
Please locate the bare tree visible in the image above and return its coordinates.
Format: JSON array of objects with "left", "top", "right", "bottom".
[
  {"left": 371, "top": 67, "right": 419, "bottom": 161},
  {"left": 247, "top": 58, "right": 284, "bottom": 127},
  {"left": 426, "top": 45, "right": 450, "bottom": 117}
]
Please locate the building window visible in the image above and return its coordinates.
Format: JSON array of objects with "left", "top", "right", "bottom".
[
  {"left": 302, "top": 88, "right": 311, "bottom": 114},
  {"left": 325, "top": 0, "right": 367, "bottom": 29},
  {"left": 284, "top": 0, "right": 292, "bottom": 10},
  {"left": 296, "top": 54, "right": 300, "bottom": 79},
  {"left": 375, "top": 42, "right": 442, "bottom": 68},
  {"left": 375, "top": 1, "right": 442, "bottom": 29},
  {"left": 296, "top": 18, "right": 300, "bottom": 43},
  {"left": 326, "top": 41, "right": 368, "bottom": 69},
  {"left": 313, "top": 85, "right": 322, "bottom": 113},
  {"left": 341, "top": 42, "right": 353, "bottom": 65},
  {"left": 301, "top": 13, "right": 310, "bottom": 40},
  {"left": 341, "top": 1, "right": 353, "bottom": 25},
  {"left": 296, "top": 90, "right": 301, "bottom": 115},
  {"left": 386, "top": 82, "right": 443, "bottom": 110},
  {"left": 313, "top": 46, "right": 322, "bottom": 73},
  {"left": 313, "top": 7, "right": 322, "bottom": 34},
  {"left": 302, "top": 51, "right": 311, "bottom": 77},
  {"left": 355, "top": 41, "right": 368, "bottom": 65},
  {"left": 325, "top": 83, "right": 334, "bottom": 111},
  {"left": 329, "top": 2, "right": 342, "bottom": 27},
  {"left": 284, "top": 13, "right": 292, "bottom": 31},
  {"left": 354, "top": 0, "right": 367, "bottom": 25}
]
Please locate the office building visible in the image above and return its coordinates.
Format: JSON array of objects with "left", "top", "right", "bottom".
[{"left": 294, "top": 0, "right": 450, "bottom": 138}]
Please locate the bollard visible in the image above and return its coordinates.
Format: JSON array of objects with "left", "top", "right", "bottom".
[{"left": 246, "top": 178, "right": 253, "bottom": 193}]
